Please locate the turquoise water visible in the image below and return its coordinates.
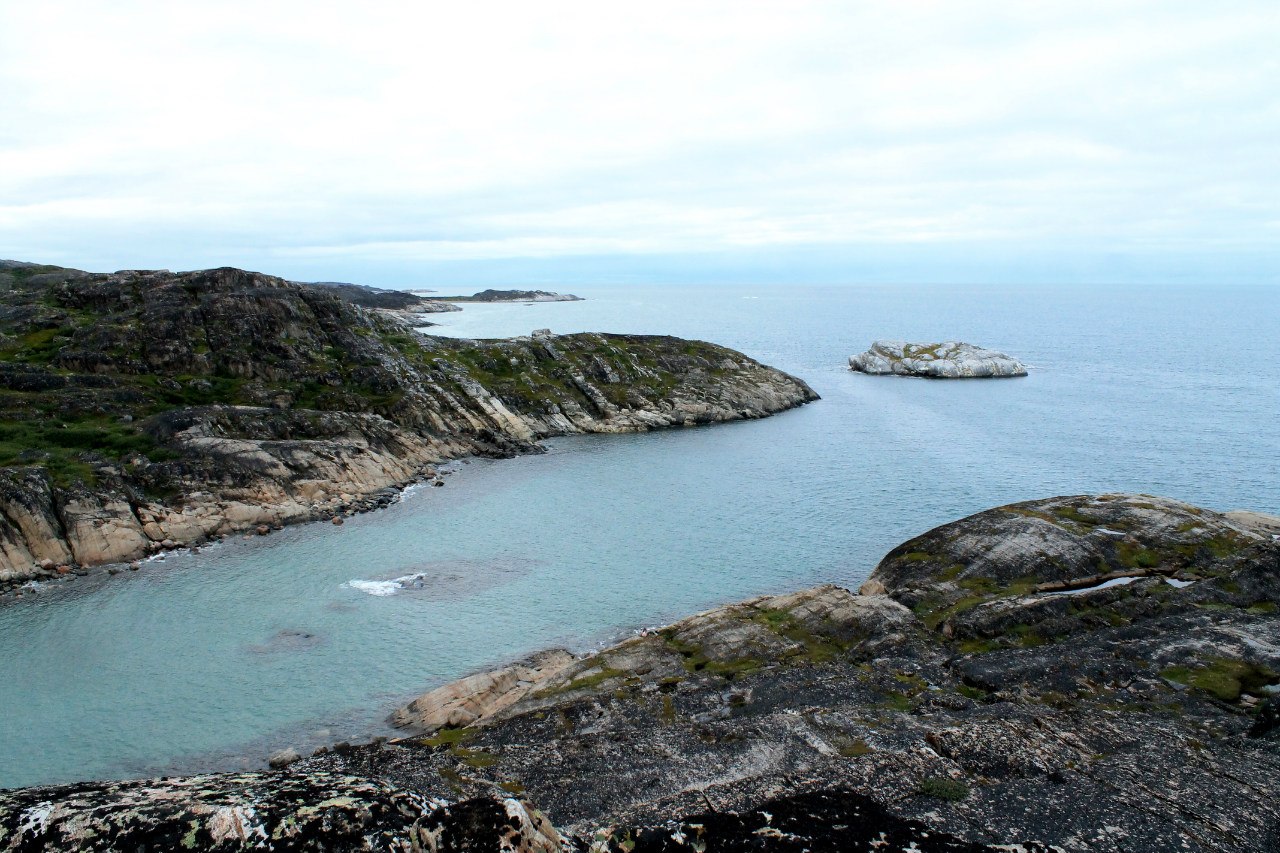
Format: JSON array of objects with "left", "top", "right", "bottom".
[{"left": 1, "top": 282, "right": 1277, "bottom": 789}]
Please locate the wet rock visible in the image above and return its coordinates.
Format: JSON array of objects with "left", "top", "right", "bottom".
[
  {"left": 332, "top": 516, "right": 344, "bottom": 525},
  {"left": 268, "top": 748, "right": 302, "bottom": 769}
]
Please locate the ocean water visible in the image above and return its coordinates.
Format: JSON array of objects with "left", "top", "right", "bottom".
[{"left": 1, "top": 281, "right": 1277, "bottom": 789}]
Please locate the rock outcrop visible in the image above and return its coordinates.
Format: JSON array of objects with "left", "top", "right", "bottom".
[
  {"left": 317, "top": 494, "right": 1277, "bottom": 851},
  {"left": 2, "top": 494, "right": 1278, "bottom": 850},
  {"left": 849, "top": 341, "right": 1026, "bottom": 378},
  {"left": 0, "top": 263, "right": 817, "bottom": 588}
]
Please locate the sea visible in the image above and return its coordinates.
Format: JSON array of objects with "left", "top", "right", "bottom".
[{"left": 0, "top": 281, "right": 1276, "bottom": 789}]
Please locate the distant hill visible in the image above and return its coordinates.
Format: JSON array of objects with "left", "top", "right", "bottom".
[{"left": 294, "top": 280, "right": 458, "bottom": 312}]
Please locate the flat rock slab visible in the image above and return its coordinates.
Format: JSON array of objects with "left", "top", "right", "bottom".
[{"left": 849, "top": 341, "right": 1026, "bottom": 378}]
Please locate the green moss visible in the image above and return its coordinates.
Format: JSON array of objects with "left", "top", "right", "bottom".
[
  {"left": 957, "top": 684, "right": 989, "bottom": 701},
  {"left": 1054, "top": 505, "right": 1097, "bottom": 525},
  {"left": 751, "top": 607, "right": 852, "bottom": 665},
  {"left": 417, "top": 726, "right": 475, "bottom": 748},
  {"left": 1013, "top": 625, "right": 1047, "bottom": 647},
  {"left": 1116, "top": 540, "right": 1162, "bottom": 569},
  {"left": 661, "top": 630, "right": 762, "bottom": 679},
  {"left": 498, "top": 780, "right": 525, "bottom": 796},
  {"left": 659, "top": 694, "right": 676, "bottom": 726},
  {"left": 880, "top": 691, "right": 912, "bottom": 712},
  {"left": 957, "top": 638, "right": 999, "bottom": 655},
  {"left": 455, "top": 747, "right": 499, "bottom": 769},
  {"left": 1247, "top": 601, "right": 1277, "bottom": 615},
  {"left": 542, "top": 666, "right": 629, "bottom": 695},
  {"left": 1161, "top": 657, "right": 1277, "bottom": 702},
  {"left": 901, "top": 551, "right": 933, "bottom": 563},
  {"left": 837, "top": 738, "right": 874, "bottom": 757},
  {"left": 919, "top": 777, "right": 969, "bottom": 801}
]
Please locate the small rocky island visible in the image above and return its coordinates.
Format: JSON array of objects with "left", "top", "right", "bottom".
[
  {"left": 849, "top": 340, "right": 1027, "bottom": 378},
  {"left": 2, "top": 493, "right": 1276, "bottom": 850},
  {"left": 0, "top": 261, "right": 815, "bottom": 589}
]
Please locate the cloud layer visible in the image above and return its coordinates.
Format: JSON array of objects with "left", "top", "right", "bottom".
[{"left": 1, "top": 1, "right": 1277, "bottom": 284}]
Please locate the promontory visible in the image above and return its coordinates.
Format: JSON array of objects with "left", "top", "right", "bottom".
[{"left": 0, "top": 261, "right": 816, "bottom": 588}]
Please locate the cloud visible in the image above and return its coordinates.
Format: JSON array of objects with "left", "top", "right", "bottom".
[{"left": 0, "top": 1, "right": 1276, "bottom": 283}]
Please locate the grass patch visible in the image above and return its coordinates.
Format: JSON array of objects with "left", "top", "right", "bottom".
[
  {"left": 957, "top": 638, "right": 999, "bottom": 655},
  {"left": 1247, "top": 601, "right": 1277, "bottom": 615},
  {"left": 417, "top": 726, "right": 475, "bottom": 748},
  {"left": 1054, "top": 505, "right": 1097, "bottom": 525},
  {"left": 661, "top": 630, "right": 764, "bottom": 679},
  {"left": 539, "top": 665, "right": 629, "bottom": 696},
  {"left": 1161, "top": 657, "right": 1278, "bottom": 702},
  {"left": 880, "top": 690, "right": 912, "bottom": 712},
  {"left": 837, "top": 738, "right": 874, "bottom": 757},
  {"left": 1116, "top": 540, "right": 1162, "bottom": 569},
  {"left": 751, "top": 607, "right": 851, "bottom": 665},
  {"left": 919, "top": 777, "right": 969, "bottom": 801}
]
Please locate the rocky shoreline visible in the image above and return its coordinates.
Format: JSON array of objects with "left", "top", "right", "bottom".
[
  {"left": 0, "top": 263, "right": 817, "bottom": 593},
  {"left": 3, "top": 493, "right": 1277, "bottom": 850}
]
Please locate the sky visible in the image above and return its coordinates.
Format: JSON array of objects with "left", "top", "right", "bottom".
[{"left": 1, "top": 1, "right": 1277, "bottom": 287}]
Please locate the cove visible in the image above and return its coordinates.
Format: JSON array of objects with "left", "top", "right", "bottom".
[{"left": 1, "top": 281, "right": 1277, "bottom": 789}]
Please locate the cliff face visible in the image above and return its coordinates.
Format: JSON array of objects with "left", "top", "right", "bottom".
[
  {"left": 0, "top": 263, "right": 816, "bottom": 583},
  {"left": 3, "top": 495, "right": 1276, "bottom": 851}
]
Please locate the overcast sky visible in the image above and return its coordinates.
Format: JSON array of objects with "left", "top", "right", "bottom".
[{"left": 1, "top": 2, "right": 1277, "bottom": 286}]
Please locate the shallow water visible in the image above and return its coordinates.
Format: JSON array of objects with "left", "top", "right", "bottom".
[{"left": 1, "top": 281, "right": 1276, "bottom": 789}]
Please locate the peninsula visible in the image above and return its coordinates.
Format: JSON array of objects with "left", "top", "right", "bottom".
[{"left": 0, "top": 262, "right": 816, "bottom": 589}]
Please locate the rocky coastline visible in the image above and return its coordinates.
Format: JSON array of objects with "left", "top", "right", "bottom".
[
  {"left": 2, "top": 493, "right": 1277, "bottom": 850},
  {"left": 849, "top": 341, "right": 1027, "bottom": 378},
  {"left": 0, "top": 262, "right": 816, "bottom": 593}
]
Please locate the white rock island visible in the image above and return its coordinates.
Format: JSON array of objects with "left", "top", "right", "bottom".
[{"left": 849, "top": 340, "right": 1027, "bottom": 378}]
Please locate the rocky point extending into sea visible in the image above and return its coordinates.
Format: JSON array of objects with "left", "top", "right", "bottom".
[
  {"left": 0, "top": 261, "right": 816, "bottom": 594},
  {"left": 2, "top": 492, "right": 1277, "bottom": 851}
]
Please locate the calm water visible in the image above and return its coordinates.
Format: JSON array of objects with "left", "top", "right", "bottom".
[{"left": 2, "top": 282, "right": 1277, "bottom": 789}]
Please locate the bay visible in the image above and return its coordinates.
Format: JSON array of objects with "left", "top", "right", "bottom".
[{"left": 1, "top": 281, "right": 1276, "bottom": 789}]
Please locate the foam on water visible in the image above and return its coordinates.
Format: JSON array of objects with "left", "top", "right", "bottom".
[{"left": 345, "top": 578, "right": 410, "bottom": 597}]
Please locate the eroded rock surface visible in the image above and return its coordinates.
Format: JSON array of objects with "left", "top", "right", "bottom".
[
  {"left": 0, "top": 263, "right": 816, "bottom": 587},
  {"left": 849, "top": 341, "right": 1026, "bottom": 378}
]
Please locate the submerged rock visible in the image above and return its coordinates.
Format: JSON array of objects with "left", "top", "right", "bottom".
[{"left": 849, "top": 341, "right": 1026, "bottom": 378}]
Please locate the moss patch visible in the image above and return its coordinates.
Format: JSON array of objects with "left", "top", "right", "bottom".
[
  {"left": 1161, "top": 657, "right": 1278, "bottom": 702},
  {"left": 919, "top": 777, "right": 969, "bottom": 801}
]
